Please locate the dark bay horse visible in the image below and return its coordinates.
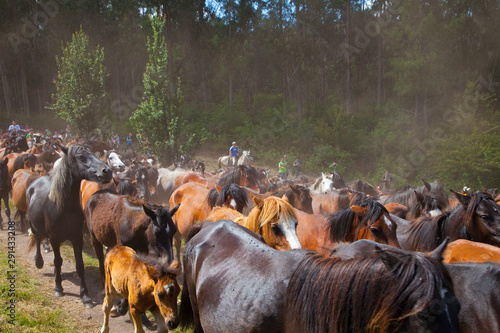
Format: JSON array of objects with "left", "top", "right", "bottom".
[
  {"left": 217, "top": 165, "right": 261, "bottom": 192},
  {"left": 332, "top": 239, "right": 499, "bottom": 333},
  {"left": 403, "top": 190, "right": 500, "bottom": 251},
  {"left": 271, "top": 184, "right": 313, "bottom": 214},
  {"left": 27, "top": 145, "right": 112, "bottom": 306},
  {"left": 180, "top": 220, "right": 460, "bottom": 333},
  {"left": 85, "top": 190, "right": 179, "bottom": 282}
]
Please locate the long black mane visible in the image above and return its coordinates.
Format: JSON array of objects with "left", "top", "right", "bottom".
[
  {"left": 327, "top": 198, "right": 388, "bottom": 242},
  {"left": 285, "top": 249, "right": 454, "bottom": 332}
]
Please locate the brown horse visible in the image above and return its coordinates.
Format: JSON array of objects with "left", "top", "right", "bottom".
[
  {"left": 296, "top": 198, "right": 401, "bottom": 254},
  {"left": 0, "top": 158, "right": 11, "bottom": 229},
  {"left": 310, "top": 189, "right": 352, "bottom": 214},
  {"left": 441, "top": 239, "right": 500, "bottom": 264},
  {"left": 402, "top": 190, "right": 500, "bottom": 251},
  {"left": 205, "top": 194, "right": 301, "bottom": 251},
  {"left": 11, "top": 169, "right": 40, "bottom": 232},
  {"left": 85, "top": 190, "right": 179, "bottom": 282},
  {"left": 217, "top": 165, "right": 261, "bottom": 192},
  {"left": 101, "top": 246, "right": 180, "bottom": 333},
  {"left": 174, "top": 172, "right": 208, "bottom": 187},
  {"left": 179, "top": 220, "right": 460, "bottom": 333}
]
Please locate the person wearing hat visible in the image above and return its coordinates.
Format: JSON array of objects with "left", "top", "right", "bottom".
[
  {"left": 125, "top": 132, "right": 135, "bottom": 153},
  {"left": 229, "top": 141, "right": 239, "bottom": 166}
]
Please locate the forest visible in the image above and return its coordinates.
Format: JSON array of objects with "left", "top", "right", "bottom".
[{"left": 1, "top": 0, "right": 499, "bottom": 189}]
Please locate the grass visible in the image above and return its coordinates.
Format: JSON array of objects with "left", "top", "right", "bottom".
[{"left": 0, "top": 245, "right": 82, "bottom": 332}]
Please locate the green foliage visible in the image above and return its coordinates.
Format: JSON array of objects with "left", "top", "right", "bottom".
[
  {"left": 131, "top": 16, "right": 201, "bottom": 164},
  {"left": 48, "top": 27, "right": 107, "bottom": 138}
]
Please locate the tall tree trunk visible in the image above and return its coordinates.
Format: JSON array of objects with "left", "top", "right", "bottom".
[
  {"left": 295, "top": 0, "right": 303, "bottom": 129},
  {"left": 345, "top": 0, "right": 351, "bottom": 113},
  {"left": 0, "top": 62, "right": 13, "bottom": 117},
  {"left": 19, "top": 56, "right": 30, "bottom": 117}
]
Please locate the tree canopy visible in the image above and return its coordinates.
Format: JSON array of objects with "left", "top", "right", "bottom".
[{"left": 1, "top": 0, "right": 499, "bottom": 189}]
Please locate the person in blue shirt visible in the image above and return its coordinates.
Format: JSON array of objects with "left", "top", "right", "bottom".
[
  {"left": 8, "top": 121, "right": 21, "bottom": 133},
  {"left": 229, "top": 141, "right": 239, "bottom": 166},
  {"left": 125, "top": 133, "right": 135, "bottom": 153}
]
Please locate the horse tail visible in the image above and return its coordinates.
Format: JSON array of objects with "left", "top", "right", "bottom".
[
  {"left": 179, "top": 279, "right": 195, "bottom": 330},
  {"left": 218, "top": 157, "right": 222, "bottom": 169},
  {"left": 27, "top": 231, "right": 44, "bottom": 253}
]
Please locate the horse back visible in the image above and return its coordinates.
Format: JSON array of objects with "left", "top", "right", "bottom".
[{"left": 182, "top": 220, "right": 305, "bottom": 332}]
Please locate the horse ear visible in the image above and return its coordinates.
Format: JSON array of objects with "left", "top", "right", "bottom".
[
  {"left": 451, "top": 189, "right": 471, "bottom": 206},
  {"left": 429, "top": 237, "right": 449, "bottom": 262},
  {"left": 322, "top": 172, "right": 326, "bottom": 180},
  {"left": 143, "top": 204, "right": 156, "bottom": 220},
  {"left": 422, "top": 179, "right": 431, "bottom": 192},
  {"left": 350, "top": 205, "right": 367, "bottom": 215},
  {"left": 376, "top": 246, "right": 400, "bottom": 270},
  {"left": 289, "top": 184, "right": 300, "bottom": 194},
  {"left": 414, "top": 190, "right": 425, "bottom": 204},
  {"left": 169, "top": 203, "right": 180, "bottom": 216},
  {"left": 250, "top": 192, "right": 264, "bottom": 209},
  {"left": 216, "top": 184, "right": 222, "bottom": 192},
  {"left": 59, "top": 144, "right": 68, "bottom": 155},
  {"left": 146, "top": 265, "right": 160, "bottom": 281},
  {"left": 169, "top": 259, "right": 180, "bottom": 273}
]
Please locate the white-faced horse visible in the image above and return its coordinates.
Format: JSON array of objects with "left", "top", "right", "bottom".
[
  {"left": 309, "top": 172, "right": 334, "bottom": 194},
  {"left": 218, "top": 150, "right": 253, "bottom": 168}
]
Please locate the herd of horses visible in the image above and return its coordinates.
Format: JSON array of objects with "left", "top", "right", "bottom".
[{"left": 2, "top": 135, "right": 500, "bottom": 332}]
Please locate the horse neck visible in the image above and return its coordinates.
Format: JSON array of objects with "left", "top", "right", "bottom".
[{"left": 441, "top": 206, "right": 466, "bottom": 241}]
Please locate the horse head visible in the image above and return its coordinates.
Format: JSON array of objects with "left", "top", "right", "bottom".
[
  {"left": 143, "top": 203, "right": 180, "bottom": 262},
  {"left": 320, "top": 172, "right": 334, "bottom": 194},
  {"left": 104, "top": 150, "right": 126, "bottom": 172}
]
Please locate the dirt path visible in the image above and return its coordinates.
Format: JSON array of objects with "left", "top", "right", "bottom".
[{"left": 0, "top": 210, "right": 139, "bottom": 333}]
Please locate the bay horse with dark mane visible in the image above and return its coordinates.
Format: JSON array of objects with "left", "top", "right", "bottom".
[
  {"left": 402, "top": 190, "right": 500, "bottom": 251},
  {"left": 85, "top": 189, "right": 179, "bottom": 282},
  {"left": 180, "top": 220, "right": 460, "bottom": 333},
  {"left": 27, "top": 145, "right": 112, "bottom": 306},
  {"left": 217, "top": 164, "right": 261, "bottom": 192}
]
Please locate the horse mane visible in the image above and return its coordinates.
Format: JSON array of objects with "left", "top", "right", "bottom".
[
  {"left": 48, "top": 149, "right": 72, "bottom": 209},
  {"left": 407, "top": 191, "right": 449, "bottom": 220},
  {"left": 207, "top": 188, "right": 219, "bottom": 208},
  {"left": 218, "top": 165, "right": 259, "bottom": 188},
  {"left": 216, "top": 184, "right": 248, "bottom": 210},
  {"left": 327, "top": 199, "right": 388, "bottom": 242},
  {"left": 243, "top": 196, "right": 297, "bottom": 232},
  {"left": 116, "top": 179, "right": 137, "bottom": 197},
  {"left": 406, "top": 213, "right": 450, "bottom": 251},
  {"left": 349, "top": 190, "right": 369, "bottom": 205},
  {"left": 286, "top": 250, "right": 451, "bottom": 332},
  {"left": 134, "top": 253, "right": 178, "bottom": 276},
  {"left": 464, "top": 191, "right": 495, "bottom": 238}
]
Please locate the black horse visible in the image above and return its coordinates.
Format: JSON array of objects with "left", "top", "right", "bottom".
[
  {"left": 0, "top": 158, "right": 11, "bottom": 229},
  {"left": 27, "top": 145, "right": 112, "bottom": 307}
]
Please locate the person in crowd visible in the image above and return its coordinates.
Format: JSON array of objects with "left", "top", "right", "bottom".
[
  {"left": 8, "top": 121, "right": 21, "bottom": 133},
  {"left": 279, "top": 156, "right": 288, "bottom": 179},
  {"left": 382, "top": 170, "right": 392, "bottom": 191},
  {"left": 229, "top": 141, "right": 239, "bottom": 166},
  {"left": 293, "top": 157, "right": 304, "bottom": 177},
  {"left": 125, "top": 132, "right": 135, "bottom": 153},
  {"left": 329, "top": 161, "right": 338, "bottom": 174}
]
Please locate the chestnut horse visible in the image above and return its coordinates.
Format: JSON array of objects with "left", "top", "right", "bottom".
[
  {"left": 179, "top": 220, "right": 460, "bottom": 333},
  {"left": 85, "top": 190, "right": 179, "bottom": 282},
  {"left": 27, "top": 145, "right": 112, "bottom": 306},
  {"left": 101, "top": 246, "right": 180, "bottom": 333},
  {"left": 442, "top": 239, "right": 500, "bottom": 264},
  {"left": 310, "top": 188, "right": 352, "bottom": 215},
  {"left": 11, "top": 169, "right": 40, "bottom": 232},
  {"left": 403, "top": 190, "right": 500, "bottom": 251},
  {"left": 296, "top": 198, "right": 401, "bottom": 255},
  {"left": 206, "top": 194, "right": 301, "bottom": 251}
]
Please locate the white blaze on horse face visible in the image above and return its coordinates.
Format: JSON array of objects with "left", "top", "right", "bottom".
[
  {"left": 230, "top": 199, "right": 237, "bottom": 210},
  {"left": 384, "top": 216, "right": 393, "bottom": 230},
  {"left": 278, "top": 218, "right": 302, "bottom": 249},
  {"left": 429, "top": 209, "right": 442, "bottom": 217}
]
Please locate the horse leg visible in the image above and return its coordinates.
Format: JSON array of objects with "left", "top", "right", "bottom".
[
  {"left": 51, "top": 242, "right": 64, "bottom": 297},
  {"left": 151, "top": 307, "right": 167, "bottom": 333},
  {"left": 19, "top": 211, "right": 27, "bottom": 233},
  {"left": 43, "top": 239, "right": 51, "bottom": 253},
  {"left": 92, "top": 240, "right": 106, "bottom": 286},
  {"left": 4, "top": 195, "right": 11, "bottom": 224},
  {"left": 101, "top": 288, "right": 115, "bottom": 333},
  {"left": 71, "top": 236, "right": 93, "bottom": 307},
  {"left": 130, "top": 306, "right": 146, "bottom": 333},
  {"left": 33, "top": 233, "right": 44, "bottom": 269},
  {"left": 174, "top": 232, "right": 182, "bottom": 264}
]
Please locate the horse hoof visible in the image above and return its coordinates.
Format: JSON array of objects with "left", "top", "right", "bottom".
[
  {"left": 82, "top": 297, "right": 94, "bottom": 309},
  {"left": 110, "top": 306, "right": 120, "bottom": 318},
  {"left": 54, "top": 290, "right": 64, "bottom": 297},
  {"left": 35, "top": 257, "right": 44, "bottom": 269}
]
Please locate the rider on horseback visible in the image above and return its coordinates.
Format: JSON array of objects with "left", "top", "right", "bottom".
[{"left": 229, "top": 141, "right": 239, "bottom": 166}]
